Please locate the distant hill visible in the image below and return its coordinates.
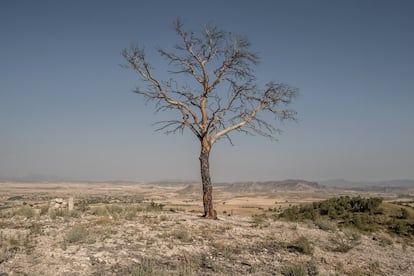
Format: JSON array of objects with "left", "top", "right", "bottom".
[
  {"left": 2, "top": 174, "right": 413, "bottom": 193},
  {"left": 221, "top": 180, "right": 324, "bottom": 193},
  {"left": 0, "top": 174, "right": 74, "bottom": 183},
  {"left": 177, "top": 184, "right": 202, "bottom": 196},
  {"left": 320, "top": 179, "right": 414, "bottom": 189}
]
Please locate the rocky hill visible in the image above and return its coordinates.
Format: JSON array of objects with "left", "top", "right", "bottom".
[{"left": 222, "top": 180, "right": 324, "bottom": 193}]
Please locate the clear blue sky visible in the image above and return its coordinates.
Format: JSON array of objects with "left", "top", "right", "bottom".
[{"left": 1, "top": 0, "right": 413, "bottom": 182}]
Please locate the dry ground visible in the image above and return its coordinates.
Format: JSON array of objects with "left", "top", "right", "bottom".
[{"left": 0, "top": 182, "right": 413, "bottom": 275}]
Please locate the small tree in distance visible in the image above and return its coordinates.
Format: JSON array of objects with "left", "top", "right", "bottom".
[{"left": 123, "top": 20, "right": 298, "bottom": 219}]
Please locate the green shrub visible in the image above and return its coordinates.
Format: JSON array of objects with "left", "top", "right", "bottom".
[
  {"left": 329, "top": 230, "right": 361, "bottom": 252},
  {"left": 388, "top": 220, "right": 411, "bottom": 236},
  {"left": 251, "top": 213, "right": 267, "bottom": 227},
  {"left": 307, "top": 260, "right": 319, "bottom": 276},
  {"left": 48, "top": 209, "right": 69, "bottom": 219},
  {"left": 400, "top": 208, "right": 409, "bottom": 219},
  {"left": 40, "top": 205, "right": 49, "bottom": 215},
  {"left": 0, "top": 208, "right": 13, "bottom": 219},
  {"left": 125, "top": 212, "right": 135, "bottom": 221},
  {"left": 289, "top": 236, "right": 313, "bottom": 255},
  {"left": 129, "top": 257, "right": 157, "bottom": 276},
  {"left": 29, "top": 222, "right": 42, "bottom": 235},
  {"left": 106, "top": 205, "right": 123, "bottom": 217},
  {"left": 314, "top": 218, "right": 336, "bottom": 231},
  {"left": 120, "top": 205, "right": 144, "bottom": 220},
  {"left": 374, "top": 235, "right": 393, "bottom": 247},
  {"left": 281, "top": 263, "right": 307, "bottom": 276},
  {"left": 65, "top": 225, "right": 88, "bottom": 243},
  {"left": 279, "top": 196, "right": 389, "bottom": 234},
  {"left": 65, "top": 225, "right": 95, "bottom": 244},
  {"left": 280, "top": 196, "right": 383, "bottom": 222},
  {"left": 175, "top": 230, "right": 192, "bottom": 242},
  {"left": 146, "top": 201, "right": 164, "bottom": 212},
  {"left": 212, "top": 241, "right": 237, "bottom": 259},
  {"left": 14, "top": 206, "right": 34, "bottom": 218},
  {"left": 91, "top": 206, "right": 108, "bottom": 216},
  {"left": 55, "top": 209, "right": 68, "bottom": 217},
  {"left": 68, "top": 210, "right": 81, "bottom": 218},
  {"left": 76, "top": 201, "right": 89, "bottom": 212}
]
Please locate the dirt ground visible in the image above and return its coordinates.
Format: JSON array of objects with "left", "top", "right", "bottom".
[{"left": 1, "top": 182, "right": 413, "bottom": 275}]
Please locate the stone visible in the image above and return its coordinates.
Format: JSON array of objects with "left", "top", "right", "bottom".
[
  {"left": 55, "top": 198, "right": 64, "bottom": 204},
  {"left": 50, "top": 198, "right": 68, "bottom": 209}
]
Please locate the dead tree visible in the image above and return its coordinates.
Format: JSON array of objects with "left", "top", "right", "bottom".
[{"left": 123, "top": 20, "right": 297, "bottom": 219}]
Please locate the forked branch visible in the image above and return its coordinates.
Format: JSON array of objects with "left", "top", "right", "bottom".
[{"left": 123, "top": 19, "right": 297, "bottom": 146}]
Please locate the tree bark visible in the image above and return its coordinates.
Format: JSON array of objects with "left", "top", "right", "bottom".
[{"left": 199, "top": 140, "right": 216, "bottom": 219}]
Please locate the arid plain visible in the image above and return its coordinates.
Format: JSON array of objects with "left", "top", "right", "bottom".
[{"left": 1, "top": 181, "right": 413, "bottom": 275}]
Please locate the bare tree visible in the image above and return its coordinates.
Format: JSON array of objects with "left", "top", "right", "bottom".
[{"left": 123, "top": 20, "right": 297, "bottom": 219}]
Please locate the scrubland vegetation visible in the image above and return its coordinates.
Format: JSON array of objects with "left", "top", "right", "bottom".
[
  {"left": 1, "top": 185, "right": 413, "bottom": 275},
  {"left": 278, "top": 196, "right": 414, "bottom": 238}
]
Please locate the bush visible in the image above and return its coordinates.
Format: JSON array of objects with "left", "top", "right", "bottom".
[
  {"left": 40, "top": 205, "right": 49, "bottom": 215},
  {"left": 129, "top": 257, "right": 157, "bottom": 276},
  {"left": 146, "top": 201, "right": 164, "bottom": 212},
  {"left": 106, "top": 205, "right": 123, "bottom": 217},
  {"left": 212, "top": 241, "right": 236, "bottom": 259},
  {"left": 329, "top": 230, "right": 361, "bottom": 253},
  {"left": 48, "top": 209, "right": 70, "bottom": 219},
  {"left": 281, "top": 263, "right": 307, "bottom": 276},
  {"left": 251, "top": 213, "right": 267, "bottom": 227},
  {"left": 400, "top": 208, "right": 409, "bottom": 219},
  {"left": 314, "top": 218, "right": 336, "bottom": 231},
  {"left": 91, "top": 206, "right": 108, "bottom": 216},
  {"left": 65, "top": 225, "right": 95, "bottom": 244},
  {"left": 279, "top": 196, "right": 387, "bottom": 233},
  {"left": 175, "top": 230, "right": 192, "bottom": 242},
  {"left": 289, "top": 236, "right": 313, "bottom": 255},
  {"left": 280, "top": 196, "right": 383, "bottom": 222},
  {"left": 68, "top": 210, "right": 81, "bottom": 218},
  {"left": 29, "top": 222, "right": 42, "bottom": 235},
  {"left": 307, "top": 261, "right": 319, "bottom": 276},
  {"left": 125, "top": 206, "right": 141, "bottom": 220},
  {"left": 14, "top": 206, "right": 35, "bottom": 218},
  {"left": 388, "top": 220, "right": 412, "bottom": 236}
]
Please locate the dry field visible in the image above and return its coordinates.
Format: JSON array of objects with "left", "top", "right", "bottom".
[{"left": 0, "top": 182, "right": 413, "bottom": 275}]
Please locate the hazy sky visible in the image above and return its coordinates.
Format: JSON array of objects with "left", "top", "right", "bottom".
[{"left": 1, "top": 0, "right": 413, "bottom": 182}]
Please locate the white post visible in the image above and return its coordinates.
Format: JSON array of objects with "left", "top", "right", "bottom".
[{"left": 68, "top": 197, "right": 74, "bottom": 211}]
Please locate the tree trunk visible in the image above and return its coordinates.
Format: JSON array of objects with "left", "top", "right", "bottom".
[{"left": 199, "top": 140, "right": 216, "bottom": 219}]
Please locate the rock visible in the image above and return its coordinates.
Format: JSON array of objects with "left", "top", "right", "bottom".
[
  {"left": 50, "top": 198, "right": 68, "bottom": 209},
  {"left": 55, "top": 198, "right": 64, "bottom": 204}
]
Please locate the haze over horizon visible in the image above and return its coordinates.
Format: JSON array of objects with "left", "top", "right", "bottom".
[
  {"left": 1, "top": 1, "right": 413, "bottom": 183},
  {"left": 1, "top": 173, "right": 414, "bottom": 185}
]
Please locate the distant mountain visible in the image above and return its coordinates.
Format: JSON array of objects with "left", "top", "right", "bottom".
[
  {"left": 177, "top": 184, "right": 202, "bottom": 196},
  {"left": 149, "top": 180, "right": 198, "bottom": 186},
  {"left": 3, "top": 174, "right": 413, "bottom": 192},
  {"left": 320, "top": 179, "right": 414, "bottom": 189},
  {"left": 0, "top": 174, "right": 74, "bottom": 183},
  {"left": 222, "top": 180, "right": 324, "bottom": 193}
]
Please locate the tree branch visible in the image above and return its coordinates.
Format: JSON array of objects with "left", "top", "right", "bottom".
[{"left": 123, "top": 20, "right": 297, "bottom": 147}]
